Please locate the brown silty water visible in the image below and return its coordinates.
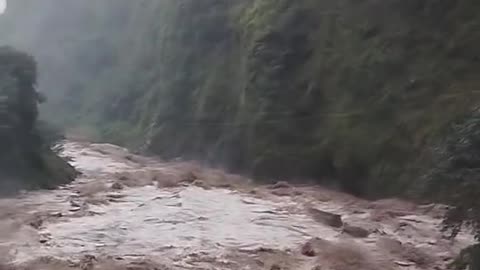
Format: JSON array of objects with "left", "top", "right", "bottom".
[{"left": 0, "top": 142, "right": 474, "bottom": 270}]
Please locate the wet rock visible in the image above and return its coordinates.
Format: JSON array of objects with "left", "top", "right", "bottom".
[
  {"left": 239, "top": 247, "right": 276, "bottom": 254},
  {"left": 377, "top": 237, "right": 403, "bottom": 253},
  {"left": 378, "top": 238, "right": 433, "bottom": 267},
  {"left": 301, "top": 242, "right": 317, "bottom": 257},
  {"left": 39, "top": 235, "right": 49, "bottom": 244},
  {"left": 255, "top": 259, "right": 265, "bottom": 267},
  {"left": 402, "top": 243, "right": 434, "bottom": 266},
  {"left": 343, "top": 224, "right": 370, "bottom": 238},
  {"left": 107, "top": 193, "right": 126, "bottom": 199},
  {"left": 111, "top": 182, "right": 124, "bottom": 190},
  {"left": 270, "top": 264, "right": 282, "bottom": 270},
  {"left": 269, "top": 181, "right": 291, "bottom": 189},
  {"left": 70, "top": 200, "right": 82, "bottom": 208},
  {"left": 28, "top": 216, "right": 43, "bottom": 229},
  {"left": 166, "top": 202, "right": 183, "bottom": 207},
  {"left": 79, "top": 255, "right": 97, "bottom": 270},
  {"left": 307, "top": 208, "right": 343, "bottom": 228},
  {"left": 118, "top": 174, "right": 130, "bottom": 181},
  {"left": 256, "top": 247, "right": 276, "bottom": 253},
  {"left": 50, "top": 212, "right": 63, "bottom": 218}
]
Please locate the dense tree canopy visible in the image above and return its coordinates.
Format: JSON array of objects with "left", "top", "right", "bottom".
[
  {"left": 2, "top": 0, "right": 479, "bottom": 196},
  {"left": 426, "top": 109, "right": 480, "bottom": 269},
  {"left": 0, "top": 46, "right": 75, "bottom": 193},
  {"left": 0, "top": 46, "right": 39, "bottom": 140}
]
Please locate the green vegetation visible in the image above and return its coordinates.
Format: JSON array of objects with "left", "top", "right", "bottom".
[
  {"left": 0, "top": 46, "right": 76, "bottom": 194},
  {"left": 74, "top": 0, "right": 478, "bottom": 197},
  {"left": 1, "top": 1, "right": 480, "bottom": 265},
  {"left": 426, "top": 109, "right": 480, "bottom": 269},
  {"left": 2, "top": 0, "right": 479, "bottom": 195}
]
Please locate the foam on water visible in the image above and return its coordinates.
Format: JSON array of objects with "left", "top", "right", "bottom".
[
  {"left": 2, "top": 142, "right": 475, "bottom": 269},
  {"left": 9, "top": 142, "right": 337, "bottom": 264},
  {"left": 38, "top": 186, "right": 336, "bottom": 258}
]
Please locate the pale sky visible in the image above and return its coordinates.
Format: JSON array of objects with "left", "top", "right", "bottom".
[{"left": 0, "top": 0, "right": 6, "bottom": 14}]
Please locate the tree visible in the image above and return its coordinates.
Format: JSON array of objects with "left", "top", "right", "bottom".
[
  {"left": 0, "top": 46, "right": 76, "bottom": 192},
  {"left": 0, "top": 46, "right": 39, "bottom": 134},
  {"left": 426, "top": 108, "right": 480, "bottom": 270}
]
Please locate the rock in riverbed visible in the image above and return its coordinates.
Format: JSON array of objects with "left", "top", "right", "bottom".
[
  {"left": 307, "top": 208, "right": 343, "bottom": 228},
  {"left": 343, "top": 224, "right": 370, "bottom": 238}
]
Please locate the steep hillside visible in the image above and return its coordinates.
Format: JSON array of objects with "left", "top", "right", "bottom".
[
  {"left": 96, "top": 0, "right": 480, "bottom": 196},
  {"left": 1, "top": 0, "right": 479, "bottom": 197},
  {"left": 0, "top": 46, "right": 76, "bottom": 194}
]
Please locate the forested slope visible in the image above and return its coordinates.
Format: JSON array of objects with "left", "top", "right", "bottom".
[
  {"left": 93, "top": 0, "right": 480, "bottom": 197},
  {"left": 0, "top": 46, "right": 76, "bottom": 194},
  {"left": 1, "top": 0, "right": 479, "bottom": 197}
]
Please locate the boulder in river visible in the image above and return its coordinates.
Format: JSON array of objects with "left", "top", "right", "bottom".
[
  {"left": 28, "top": 215, "right": 44, "bottom": 229},
  {"left": 343, "top": 224, "right": 370, "bottom": 238},
  {"left": 307, "top": 208, "right": 343, "bottom": 228},
  {"left": 301, "top": 241, "right": 317, "bottom": 257},
  {"left": 111, "top": 182, "right": 124, "bottom": 190},
  {"left": 270, "top": 264, "right": 282, "bottom": 270}
]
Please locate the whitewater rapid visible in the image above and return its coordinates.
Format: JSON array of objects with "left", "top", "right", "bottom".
[{"left": 0, "top": 141, "right": 474, "bottom": 270}]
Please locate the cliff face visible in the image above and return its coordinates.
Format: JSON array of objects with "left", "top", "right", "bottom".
[
  {"left": 99, "top": 0, "right": 480, "bottom": 196},
  {"left": 1, "top": 0, "right": 479, "bottom": 196}
]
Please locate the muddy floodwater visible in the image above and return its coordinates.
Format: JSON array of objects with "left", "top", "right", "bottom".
[{"left": 0, "top": 142, "right": 474, "bottom": 270}]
